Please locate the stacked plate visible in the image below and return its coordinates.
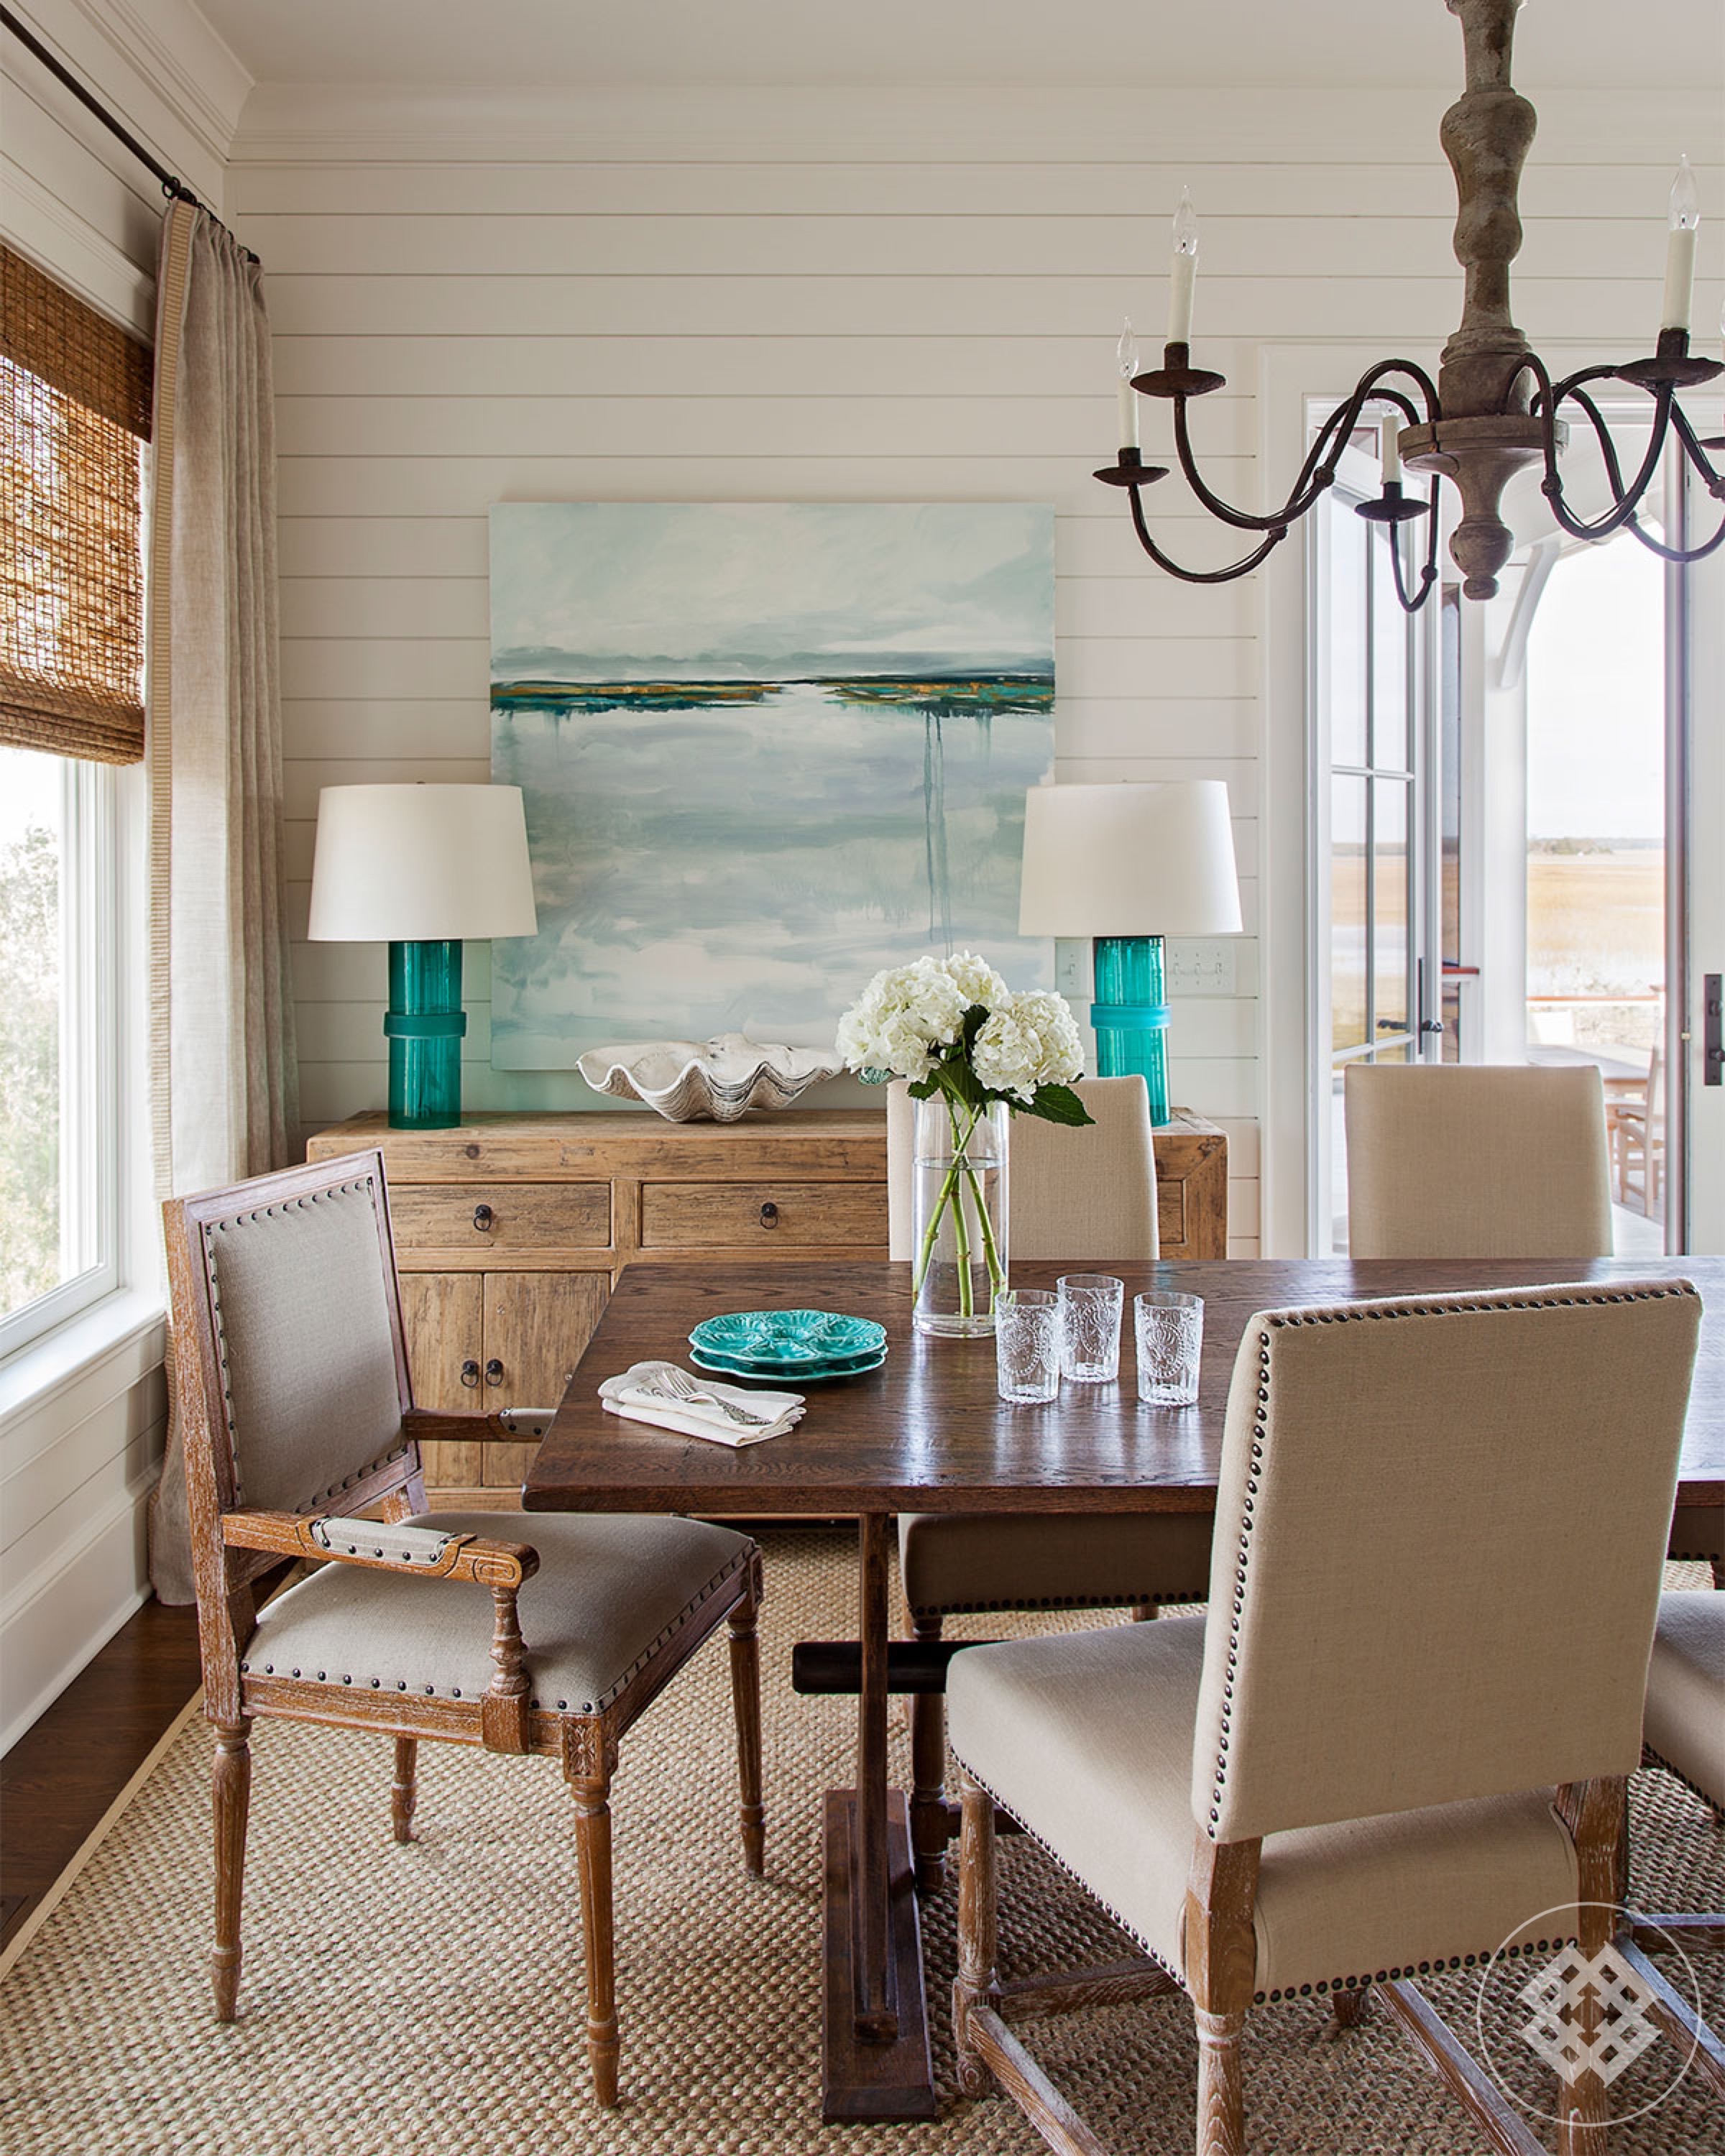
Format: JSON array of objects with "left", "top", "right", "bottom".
[{"left": 688, "top": 1308, "right": 888, "bottom": 1383}]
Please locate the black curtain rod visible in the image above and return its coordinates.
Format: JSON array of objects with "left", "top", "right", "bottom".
[{"left": 1, "top": 4, "right": 257, "bottom": 263}]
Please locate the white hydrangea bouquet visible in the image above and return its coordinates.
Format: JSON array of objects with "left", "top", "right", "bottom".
[{"left": 837, "top": 953, "right": 1092, "bottom": 1327}]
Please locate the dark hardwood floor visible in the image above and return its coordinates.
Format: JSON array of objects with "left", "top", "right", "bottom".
[{"left": 1, "top": 1597, "right": 203, "bottom": 1953}]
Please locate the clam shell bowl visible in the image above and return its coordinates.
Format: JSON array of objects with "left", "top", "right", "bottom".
[{"left": 575, "top": 1032, "right": 846, "bottom": 1122}]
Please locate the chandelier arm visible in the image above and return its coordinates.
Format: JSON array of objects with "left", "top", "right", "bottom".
[
  {"left": 1668, "top": 402, "right": 1725, "bottom": 496},
  {"left": 1168, "top": 361, "right": 1432, "bottom": 538},
  {"left": 1532, "top": 367, "right": 1673, "bottom": 545},
  {"left": 1125, "top": 484, "right": 1287, "bottom": 583},
  {"left": 1386, "top": 488, "right": 1444, "bottom": 614},
  {"left": 1622, "top": 508, "right": 1725, "bottom": 564}
]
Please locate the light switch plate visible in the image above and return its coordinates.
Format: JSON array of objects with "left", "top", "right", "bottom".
[{"left": 1167, "top": 939, "right": 1237, "bottom": 997}]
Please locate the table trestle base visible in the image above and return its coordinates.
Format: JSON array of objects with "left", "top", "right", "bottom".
[{"left": 820, "top": 1789, "right": 937, "bottom": 2121}]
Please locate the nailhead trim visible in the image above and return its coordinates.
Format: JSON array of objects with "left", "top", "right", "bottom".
[
  {"left": 1202, "top": 1280, "right": 1698, "bottom": 1839},
  {"left": 910, "top": 1587, "right": 1202, "bottom": 1618}
]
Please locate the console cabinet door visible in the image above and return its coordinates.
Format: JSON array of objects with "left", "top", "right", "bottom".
[
  {"left": 397, "top": 1273, "right": 484, "bottom": 1493},
  {"left": 479, "top": 1271, "right": 610, "bottom": 1487}
]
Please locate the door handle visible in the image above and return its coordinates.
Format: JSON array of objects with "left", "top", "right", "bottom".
[
  {"left": 459, "top": 1358, "right": 480, "bottom": 1388},
  {"left": 1706, "top": 972, "right": 1722, "bottom": 1087},
  {"left": 484, "top": 1358, "right": 505, "bottom": 1387}
]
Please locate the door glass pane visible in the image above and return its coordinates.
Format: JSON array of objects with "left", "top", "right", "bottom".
[
  {"left": 1331, "top": 773, "right": 1368, "bottom": 1052},
  {"left": 1373, "top": 778, "right": 1410, "bottom": 1039},
  {"left": 1371, "top": 541, "right": 1412, "bottom": 770},
  {"left": 1330, "top": 505, "right": 1368, "bottom": 768},
  {"left": 1524, "top": 534, "right": 1665, "bottom": 1250}
]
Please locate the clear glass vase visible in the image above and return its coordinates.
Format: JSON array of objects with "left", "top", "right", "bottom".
[{"left": 909, "top": 1096, "right": 1010, "bottom": 1338}]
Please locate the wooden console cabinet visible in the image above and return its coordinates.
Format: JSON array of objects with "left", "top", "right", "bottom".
[{"left": 306, "top": 1107, "right": 1228, "bottom": 1510}]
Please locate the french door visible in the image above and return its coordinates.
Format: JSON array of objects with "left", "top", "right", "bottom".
[{"left": 1309, "top": 443, "right": 1442, "bottom": 1254}]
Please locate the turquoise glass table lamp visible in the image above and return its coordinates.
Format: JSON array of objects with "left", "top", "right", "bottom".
[
  {"left": 308, "top": 783, "right": 539, "bottom": 1129},
  {"left": 1018, "top": 780, "right": 1241, "bottom": 1124}
]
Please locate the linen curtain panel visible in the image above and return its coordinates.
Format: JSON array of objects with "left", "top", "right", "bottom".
[{"left": 147, "top": 202, "right": 298, "bottom": 1603}]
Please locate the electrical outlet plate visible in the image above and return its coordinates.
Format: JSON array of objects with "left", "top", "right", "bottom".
[{"left": 1166, "top": 939, "right": 1237, "bottom": 998}]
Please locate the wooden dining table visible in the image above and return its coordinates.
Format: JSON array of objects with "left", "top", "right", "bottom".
[{"left": 523, "top": 1253, "right": 1725, "bottom": 2123}]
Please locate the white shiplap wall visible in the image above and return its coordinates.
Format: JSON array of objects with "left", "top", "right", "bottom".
[
  {"left": 229, "top": 82, "right": 1723, "bottom": 1261},
  {"left": 0, "top": 0, "right": 247, "bottom": 1746}
]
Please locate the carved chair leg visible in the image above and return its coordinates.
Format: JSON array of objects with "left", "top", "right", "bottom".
[
  {"left": 1330, "top": 1984, "right": 1371, "bottom": 2029},
  {"left": 728, "top": 1556, "right": 765, "bottom": 1875},
  {"left": 570, "top": 1761, "right": 620, "bottom": 2109},
  {"left": 1555, "top": 1777, "right": 1620, "bottom": 2156},
  {"left": 391, "top": 1736, "right": 418, "bottom": 1845},
  {"left": 908, "top": 1611, "right": 949, "bottom": 1893},
  {"left": 211, "top": 1720, "right": 252, "bottom": 2022},
  {"left": 1712, "top": 1557, "right": 1725, "bottom": 1591},
  {"left": 1195, "top": 2008, "right": 1248, "bottom": 2156},
  {"left": 1130, "top": 1602, "right": 1159, "bottom": 1623},
  {"left": 952, "top": 1769, "right": 999, "bottom": 2099}
]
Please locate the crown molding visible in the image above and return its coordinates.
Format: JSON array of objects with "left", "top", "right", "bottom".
[
  {"left": 229, "top": 80, "right": 1720, "bottom": 172},
  {"left": 6, "top": 0, "right": 252, "bottom": 183}
]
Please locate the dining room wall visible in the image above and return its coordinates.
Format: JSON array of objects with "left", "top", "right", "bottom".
[{"left": 226, "top": 76, "right": 1723, "bottom": 1261}]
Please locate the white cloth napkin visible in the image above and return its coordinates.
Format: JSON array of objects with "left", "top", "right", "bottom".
[{"left": 597, "top": 1360, "right": 805, "bottom": 1447}]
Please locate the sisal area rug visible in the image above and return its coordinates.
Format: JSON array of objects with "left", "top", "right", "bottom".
[{"left": 2, "top": 1531, "right": 1721, "bottom": 2155}]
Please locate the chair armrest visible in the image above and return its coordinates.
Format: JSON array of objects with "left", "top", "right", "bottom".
[
  {"left": 401, "top": 1406, "right": 555, "bottom": 1445},
  {"left": 222, "top": 1508, "right": 539, "bottom": 1588},
  {"left": 224, "top": 1508, "right": 544, "bottom": 1755}
]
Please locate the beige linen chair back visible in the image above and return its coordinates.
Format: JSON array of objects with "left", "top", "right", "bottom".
[
  {"left": 177, "top": 1152, "right": 413, "bottom": 1519},
  {"left": 886, "top": 1075, "right": 1159, "bottom": 1261},
  {"left": 1345, "top": 1063, "right": 1612, "bottom": 1257},
  {"left": 1192, "top": 1279, "right": 1700, "bottom": 1843}
]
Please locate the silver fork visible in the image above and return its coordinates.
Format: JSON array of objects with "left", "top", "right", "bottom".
[{"left": 654, "top": 1364, "right": 775, "bottom": 1427}]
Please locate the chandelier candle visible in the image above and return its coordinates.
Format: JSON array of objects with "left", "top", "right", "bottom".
[
  {"left": 1116, "top": 321, "right": 1139, "bottom": 450},
  {"left": 1663, "top": 155, "right": 1700, "bottom": 333},
  {"left": 1167, "top": 190, "right": 1197, "bottom": 346}
]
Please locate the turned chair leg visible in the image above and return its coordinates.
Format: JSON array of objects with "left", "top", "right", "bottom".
[
  {"left": 1130, "top": 1601, "right": 1159, "bottom": 1622},
  {"left": 391, "top": 1736, "right": 418, "bottom": 1844},
  {"left": 1195, "top": 2007, "right": 1248, "bottom": 2156},
  {"left": 211, "top": 1720, "right": 252, "bottom": 2022},
  {"left": 728, "top": 1555, "right": 765, "bottom": 1875},
  {"left": 952, "top": 1770, "right": 999, "bottom": 2099},
  {"left": 909, "top": 1611, "right": 949, "bottom": 1893},
  {"left": 570, "top": 1761, "right": 620, "bottom": 2108},
  {"left": 1712, "top": 1557, "right": 1725, "bottom": 1591}
]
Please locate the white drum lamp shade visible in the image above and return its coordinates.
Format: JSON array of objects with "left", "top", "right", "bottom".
[
  {"left": 1018, "top": 779, "right": 1241, "bottom": 938},
  {"left": 308, "top": 784, "right": 539, "bottom": 1130},
  {"left": 1018, "top": 779, "right": 1240, "bottom": 1122},
  {"left": 308, "top": 783, "right": 538, "bottom": 943}
]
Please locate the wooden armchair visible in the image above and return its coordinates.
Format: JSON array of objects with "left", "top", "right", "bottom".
[
  {"left": 946, "top": 1279, "right": 1701, "bottom": 2155},
  {"left": 165, "top": 1151, "right": 765, "bottom": 2108}
]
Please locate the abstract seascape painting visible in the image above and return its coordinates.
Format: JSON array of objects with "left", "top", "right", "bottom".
[{"left": 488, "top": 503, "right": 1055, "bottom": 1069}]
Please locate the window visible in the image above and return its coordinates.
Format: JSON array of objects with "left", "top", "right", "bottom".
[{"left": 0, "top": 249, "right": 148, "bottom": 1355}]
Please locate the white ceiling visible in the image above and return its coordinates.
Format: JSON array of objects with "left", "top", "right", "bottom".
[{"left": 190, "top": 0, "right": 1725, "bottom": 94}]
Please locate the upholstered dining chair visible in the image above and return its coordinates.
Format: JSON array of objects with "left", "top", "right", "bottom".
[
  {"left": 164, "top": 1151, "right": 765, "bottom": 2109},
  {"left": 1624, "top": 1592, "right": 1725, "bottom": 2099},
  {"left": 886, "top": 1075, "right": 1215, "bottom": 1889},
  {"left": 1345, "top": 1060, "right": 1724, "bottom": 1584},
  {"left": 947, "top": 1279, "right": 1701, "bottom": 2156}
]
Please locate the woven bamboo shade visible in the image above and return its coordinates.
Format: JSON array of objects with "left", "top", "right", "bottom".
[{"left": 1, "top": 247, "right": 152, "bottom": 765}]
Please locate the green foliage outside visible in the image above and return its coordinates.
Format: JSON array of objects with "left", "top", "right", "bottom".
[{"left": 0, "top": 822, "right": 61, "bottom": 1314}]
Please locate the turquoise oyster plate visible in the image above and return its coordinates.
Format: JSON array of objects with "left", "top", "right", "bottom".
[{"left": 687, "top": 1309, "right": 888, "bottom": 1381}]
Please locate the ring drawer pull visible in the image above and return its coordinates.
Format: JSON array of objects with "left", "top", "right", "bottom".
[
  {"left": 459, "top": 1359, "right": 481, "bottom": 1389},
  {"left": 484, "top": 1358, "right": 505, "bottom": 1387},
  {"left": 472, "top": 1204, "right": 494, "bottom": 1232},
  {"left": 759, "top": 1201, "right": 779, "bottom": 1230}
]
